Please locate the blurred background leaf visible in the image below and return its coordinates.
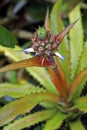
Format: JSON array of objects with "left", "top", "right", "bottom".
[{"left": 0, "top": 26, "right": 17, "bottom": 48}]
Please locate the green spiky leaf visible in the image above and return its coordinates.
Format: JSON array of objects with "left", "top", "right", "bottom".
[
  {"left": 50, "top": 0, "right": 63, "bottom": 35},
  {"left": 74, "top": 96, "right": 87, "bottom": 112},
  {"left": 0, "top": 83, "right": 46, "bottom": 98},
  {"left": 69, "top": 68, "right": 87, "bottom": 100},
  {"left": 69, "top": 119, "right": 85, "bottom": 130},
  {"left": 0, "top": 92, "right": 59, "bottom": 126},
  {"left": 43, "top": 112, "right": 66, "bottom": 130},
  {"left": 3, "top": 109, "right": 57, "bottom": 130},
  {"left": 78, "top": 41, "right": 87, "bottom": 72},
  {"left": 71, "top": 41, "right": 87, "bottom": 99},
  {"left": 0, "top": 26, "right": 17, "bottom": 48},
  {"left": 69, "top": 5, "right": 84, "bottom": 80}
]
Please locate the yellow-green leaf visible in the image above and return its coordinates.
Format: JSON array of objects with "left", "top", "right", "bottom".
[
  {"left": 0, "top": 92, "right": 59, "bottom": 126},
  {"left": 78, "top": 41, "right": 87, "bottom": 72},
  {"left": 0, "top": 83, "right": 46, "bottom": 98},
  {"left": 70, "top": 41, "right": 87, "bottom": 99},
  {"left": 4, "top": 109, "right": 57, "bottom": 130},
  {"left": 69, "top": 119, "right": 85, "bottom": 130},
  {"left": 72, "top": 41, "right": 87, "bottom": 99},
  {"left": 69, "top": 5, "right": 84, "bottom": 80},
  {"left": 74, "top": 96, "right": 87, "bottom": 112},
  {"left": 50, "top": 0, "right": 63, "bottom": 34},
  {"left": 43, "top": 112, "right": 66, "bottom": 130}
]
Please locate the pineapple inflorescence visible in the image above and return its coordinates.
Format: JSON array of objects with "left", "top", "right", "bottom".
[{"left": 32, "top": 27, "right": 60, "bottom": 57}]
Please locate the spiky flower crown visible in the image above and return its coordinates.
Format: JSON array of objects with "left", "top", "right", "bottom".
[
  {"left": 24, "top": 19, "right": 79, "bottom": 60},
  {"left": 32, "top": 27, "right": 60, "bottom": 57}
]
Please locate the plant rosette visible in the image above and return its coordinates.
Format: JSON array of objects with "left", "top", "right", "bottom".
[{"left": 0, "top": 1, "right": 87, "bottom": 130}]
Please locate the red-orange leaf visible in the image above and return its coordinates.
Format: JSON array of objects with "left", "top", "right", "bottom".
[
  {"left": 48, "top": 66, "right": 68, "bottom": 99},
  {"left": 54, "top": 57, "right": 67, "bottom": 91},
  {"left": 0, "top": 56, "right": 53, "bottom": 73},
  {"left": 69, "top": 68, "right": 87, "bottom": 98},
  {"left": 44, "top": 8, "right": 50, "bottom": 31},
  {"left": 55, "top": 18, "right": 79, "bottom": 47}
]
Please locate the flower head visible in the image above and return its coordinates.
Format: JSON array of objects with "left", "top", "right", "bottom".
[
  {"left": 32, "top": 27, "right": 60, "bottom": 56},
  {"left": 23, "top": 18, "right": 79, "bottom": 62},
  {"left": 24, "top": 26, "right": 64, "bottom": 61}
]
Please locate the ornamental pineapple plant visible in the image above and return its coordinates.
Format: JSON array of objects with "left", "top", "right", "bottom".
[{"left": 0, "top": 0, "right": 87, "bottom": 130}]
